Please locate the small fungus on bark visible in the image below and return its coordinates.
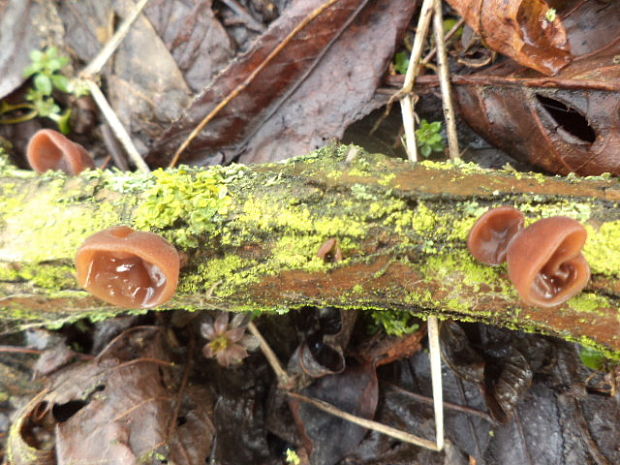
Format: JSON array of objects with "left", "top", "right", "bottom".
[
  {"left": 467, "top": 206, "right": 525, "bottom": 265},
  {"left": 26, "top": 129, "right": 95, "bottom": 175},
  {"left": 468, "top": 208, "right": 590, "bottom": 307},
  {"left": 506, "top": 217, "right": 590, "bottom": 308},
  {"left": 75, "top": 226, "right": 180, "bottom": 308}
]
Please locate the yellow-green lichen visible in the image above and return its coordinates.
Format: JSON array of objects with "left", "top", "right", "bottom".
[
  {"left": 568, "top": 293, "right": 613, "bottom": 314},
  {"left": 134, "top": 165, "right": 246, "bottom": 249},
  {"left": 583, "top": 221, "right": 620, "bottom": 277},
  {"left": 0, "top": 176, "right": 120, "bottom": 263},
  {"left": 0, "top": 263, "right": 76, "bottom": 290},
  {"left": 179, "top": 255, "right": 260, "bottom": 298},
  {"left": 520, "top": 200, "right": 592, "bottom": 225}
]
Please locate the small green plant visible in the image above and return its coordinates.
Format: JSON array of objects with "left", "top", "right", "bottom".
[
  {"left": 579, "top": 345, "right": 611, "bottom": 371},
  {"left": 0, "top": 47, "right": 79, "bottom": 133},
  {"left": 545, "top": 8, "right": 557, "bottom": 22},
  {"left": 394, "top": 51, "right": 410, "bottom": 75},
  {"left": 415, "top": 119, "right": 445, "bottom": 157},
  {"left": 369, "top": 309, "right": 420, "bottom": 337},
  {"left": 285, "top": 448, "right": 301, "bottom": 465}
]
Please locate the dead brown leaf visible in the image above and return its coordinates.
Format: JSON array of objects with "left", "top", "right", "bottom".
[
  {"left": 59, "top": 0, "right": 234, "bottom": 152},
  {"left": 147, "top": 0, "right": 417, "bottom": 167},
  {"left": 6, "top": 328, "right": 215, "bottom": 465},
  {"left": 454, "top": 36, "right": 620, "bottom": 175}
]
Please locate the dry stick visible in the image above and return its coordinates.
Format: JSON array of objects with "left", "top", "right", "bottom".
[
  {"left": 81, "top": 0, "right": 153, "bottom": 77},
  {"left": 383, "top": 382, "right": 494, "bottom": 423},
  {"left": 247, "top": 321, "right": 293, "bottom": 389},
  {"left": 168, "top": 0, "right": 343, "bottom": 168},
  {"left": 287, "top": 391, "right": 440, "bottom": 451},
  {"left": 248, "top": 321, "right": 442, "bottom": 450},
  {"left": 422, "top": 17, "right": 464, "bottom": 65},
  {"left": 84, "top": 80, "right": 150, "bottom": 172},
  {"left": 77, "top": 0, "right": 153, "bottom": 172},
  {"left": 398, "top": 0, "right": 445, "bottom": 451},
  {"left": 433, "top": 0, "right": 459, "bottom": 160},
  {"left": 427, "top": 316, "right": 444, "bottom": 450},
  {"left": 399, "top": 0, "right": 435, "bottom": 161}
]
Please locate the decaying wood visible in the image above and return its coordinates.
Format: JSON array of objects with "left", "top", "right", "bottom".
[{"left": 0, "top": 146, "right": 618, "bottom": 355}]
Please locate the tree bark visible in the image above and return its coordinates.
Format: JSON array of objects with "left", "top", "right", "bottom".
[{"left": 1, "top": 146, "right": 619, "bottom": 356}]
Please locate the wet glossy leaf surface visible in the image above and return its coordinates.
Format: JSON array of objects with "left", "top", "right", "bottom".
[{"left": 147, "top": 0, "right": 417, "bottom": 166}]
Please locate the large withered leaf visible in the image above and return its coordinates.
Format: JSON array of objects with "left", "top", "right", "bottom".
[
  {"left": 445, "top": 0, "right": 572, "bottom": 75},
  {"left": 147, "top": 0, "right": 417, "bottom": 167},
  {"left": 454, "top": 37, "right": 620, "bottom": 175}
]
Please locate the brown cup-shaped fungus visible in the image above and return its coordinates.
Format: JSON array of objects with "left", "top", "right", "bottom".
[
  {"left": 76, "top": 226, "right": 180, "bottom": 308},
  {"left": 506, "top": 217, "right": 590, "bottom": 307},
  {"left": 27, "top": 129, "right": 95, "bottom": 175},
  {"left": 467, "top": 206, "right": 525, "bottom": 265}
]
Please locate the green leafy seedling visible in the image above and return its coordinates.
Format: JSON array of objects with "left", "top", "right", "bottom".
[
  {"left": 415, "top": 119, "right": 445, "bottom": 157},
  {"left": 369, "top": 309, "right": 420, "bottom": 337},
  {"left": 579, "top": 346, "right": 611, "bottom": 371},
  {"left": 0, "top": 47, "right": 75, "bottom": 133},
  {"left": 394, "top": 51, "right": 410, "bottom": 75}
]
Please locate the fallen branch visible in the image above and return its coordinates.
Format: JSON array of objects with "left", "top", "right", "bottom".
[{"left": 0, "top": 147, "right": 618, "bottom": 355}]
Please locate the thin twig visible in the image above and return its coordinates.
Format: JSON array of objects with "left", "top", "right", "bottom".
[
  {"left": 427, "top": 316, "right": 444, "bottom": 450},
  {"left": 433, "top": 0, "right": 459, "bottom": 160},
  {"left": 287, "top": 391, "right": 440, "bottom": 451},
  {"left": 81, "top": 0, "right": 153, "bottom": 77},
  {"left": 402, "top": 0, "right": 436, "bottom": 94},
  {"left": 75, "top": 0, "right": 153, "bottom": 172},
  {"left": 168, "top": 0, "right": 343, "bottom": 168},
  {"left": 422, "top": 17, "right": 464, "bottom": 64},
  {"left": 84, "top": 79, "right": 150, "bottom": 172},
  {"left": 382, "top": 382, "right": 494, "bottom": 424},
  {"left": 399, "top": 0, "right": 435, "bottom": 161},
  {"left": 247, "top": 321, "right": 293, "bottom": 389}
]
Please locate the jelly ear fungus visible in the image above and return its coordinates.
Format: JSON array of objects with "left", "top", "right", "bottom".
[
  {"left": 75, "top": 226, "right": 180, "bottom": 308},
  {"left": 27, "top": 129, "right": 95, "bottom": 175},
  {"left": 468, "top": 207, "right": 590, "bottom": 308}
]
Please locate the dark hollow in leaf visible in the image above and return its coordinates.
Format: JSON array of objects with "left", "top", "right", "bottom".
[
  {"left": 317, "top": 307, "right": 343, "bottom": 335},
  {"left": 52, "top": 400, "right": 88, "bottom": 423},
  {"left": 299, "top": 334, "right": 345, "bottom": 378},
  {"left": 535, "top": 94, "right": 596, "bottom": 145}
]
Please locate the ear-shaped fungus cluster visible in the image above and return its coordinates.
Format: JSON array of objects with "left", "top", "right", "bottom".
[
  {"left": 27, "top": 129, "right": 94, "bottom": 175},
  {"left": 468, "top": 207, "right": 590, "bottom": 307},
  {"left": 76, "top": 226, "right": 180, "bottom": 308}
]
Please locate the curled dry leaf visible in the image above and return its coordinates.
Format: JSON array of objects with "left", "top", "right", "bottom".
[
  {"left": 7, "top": 328, "right": 215, "bottom": 465},
  {"left": 455, "top": 38, "right": 620, "bottom": 175},
  {"left": 453, "top": 1, "right": 620, "bottom": 175},
  {"left": 446, "top": 0, "right": 572, "bottom": 75}
]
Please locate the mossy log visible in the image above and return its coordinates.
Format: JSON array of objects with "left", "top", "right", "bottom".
[{"left": 1, "top": 146, "right": 619, "bottom": 356}]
